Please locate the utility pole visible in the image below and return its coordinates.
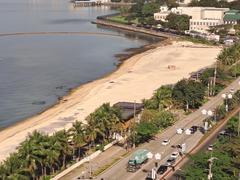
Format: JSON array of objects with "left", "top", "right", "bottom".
[
  {"left": 207, "top": 82, "right": 210, "bottom": 97},
  {"left": 238, "top": 110, "right": 240, "bottom": 137},
  {"left": 213, "top": 63, "right": 217, "bottom": 96},
  {"left": 133, "top": 100, "right": 136, "bottom": 148},
  {"left": 208, "top": 157, "right": 217, "bottom": 180}
]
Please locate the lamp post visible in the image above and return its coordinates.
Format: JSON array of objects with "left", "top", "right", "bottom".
[
  {"left": 221, "top": 93, "right": 233, "bottom": 112},
  {"left": 201, "top": 109, "right": 214, "bottom": 131},
  {"left": 147, "top": 152, "right": 162, "bottom": 179}
]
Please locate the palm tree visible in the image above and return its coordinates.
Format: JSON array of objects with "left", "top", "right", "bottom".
[
  {"left": 154, "top": 85, "right": 173, "bottom": 110},
  {"left": 69, "top": 121, "right": 86, "bottom": 160},
  {"left": 86, "top": 103, "right": 122, "bottom": 143},
  {"left": 18, "top": 131, "right": 46, "bottom": 179},
  {"left": 54, "top": 130, "right": 72, "bottom": 169},
  {"left": 85, "top": 115, "right": 104, "bottom": 147}
]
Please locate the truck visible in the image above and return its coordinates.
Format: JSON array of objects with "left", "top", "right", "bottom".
[{"left": 127, "top": 149, "right": 149, "bottom": 172}]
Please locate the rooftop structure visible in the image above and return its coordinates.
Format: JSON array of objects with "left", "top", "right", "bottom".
[
  {"left": 113, "top": 102, "right": 144, "bottom": 121},
  {"left": 224, "top": 10, "right": 240, "bottom": 25}
]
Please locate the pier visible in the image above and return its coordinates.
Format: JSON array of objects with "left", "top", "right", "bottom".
[
  {"left": 73, "top": 0, "right": 101, "bottom": 7},
  {"left": 72, "top": 0, "right": 134, "bottom": 7}
]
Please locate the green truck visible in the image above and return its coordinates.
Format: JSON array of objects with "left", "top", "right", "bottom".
[{"left": 127, "top": 149, "right": 149, "bottom": 172}]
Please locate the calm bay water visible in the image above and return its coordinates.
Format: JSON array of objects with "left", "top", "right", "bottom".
[{"left": 0, "top": 0, "right": 159, "bottom": 129}]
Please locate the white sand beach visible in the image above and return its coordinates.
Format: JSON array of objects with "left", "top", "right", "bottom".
[{"left": 0, "top": 40, "right": 221, "bottom": 162}]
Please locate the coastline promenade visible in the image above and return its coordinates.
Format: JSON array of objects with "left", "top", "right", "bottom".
[
  {"left": 93, "top": 19, "right": 180, "bottom": 39},
  {"left": 0, "top": 40, "right": 221, "bottom": 163}
]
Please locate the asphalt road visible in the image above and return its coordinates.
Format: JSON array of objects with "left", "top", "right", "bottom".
[{"left": 75, "top": 77, "right": 240, "bottom": 180}]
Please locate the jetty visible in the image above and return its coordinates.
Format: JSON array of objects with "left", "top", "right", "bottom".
[
  {"left": 72, "top": 0, "right": 134, "bottom": 7},
  {"left": 73, "top": 0, "right": 102, "bottom": 7}
]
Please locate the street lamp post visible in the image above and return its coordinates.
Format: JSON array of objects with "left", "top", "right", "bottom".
[
  {"left": 221, "top": 93, "right": 233, "bottom": 112},
  {"left": 147, "top": 152, "right": 162, "bottom": 180},
  {"left": 201, "top": 109, "right": 214, "bottom": 131}
]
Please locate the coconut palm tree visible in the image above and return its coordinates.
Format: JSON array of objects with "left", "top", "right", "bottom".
[
  {"left": 18, "top": 131, "right": 46, "bottom": 179},
  {"left": 69, "top": 121, "right": 86, "bottom": 160},
  {"left": 54, "top": 130, "right": 72, "bottom": 169},
  {"left": 85, "top": 115, "right": 105, "bottom": 147},
  {"left": 154, "top": 85, "right": 173, "bottom": 110}
]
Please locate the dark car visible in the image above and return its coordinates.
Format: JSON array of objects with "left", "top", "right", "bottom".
[
  {"left": 190, "top": 126, "right": 198, "bottom": 134},
  {"left": 157, "top": 165, "right": 168, "bottom": 175},
  {"left": 166, "top": 157, "right": 176, "bottom": 166},
  {"left": 145, "top": 171, "right": 155, "bottom": 180}
]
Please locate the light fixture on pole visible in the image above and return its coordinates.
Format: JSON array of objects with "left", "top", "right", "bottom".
[
  {"left": 201, "top": 109, "right": 214, "bottom": 131},
  {"left": 147, "top": 151, "right": 161, "bottom": 179},
  {"left": 221, "top": 93, "right": 232, "bottom": 112}
]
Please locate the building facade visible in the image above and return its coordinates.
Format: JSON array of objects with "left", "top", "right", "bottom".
[{"left": 154, "top": 6, "right": 229, "bottom": 33}]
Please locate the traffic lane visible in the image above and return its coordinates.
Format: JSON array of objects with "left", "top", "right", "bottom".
[
  {"left": 97, "top": 78, "right": 240, "bottom": 180},
  {"left": 97, "top": 114, "right": 208, "bottom": 180},
  {"left": 97, "top": 111, "right": 216, "bottom": 180},
  {"left": 128, "top": 124, "right": 207, "bottom": 180},
  {"left": 134, "top": 131, "right": 204, "bottom": 180},
  {"left": 165, "top": 109, "right": 239, "bottom": 180}
]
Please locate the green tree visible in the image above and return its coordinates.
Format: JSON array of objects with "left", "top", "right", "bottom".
[
  {"left": 172, "top": 79, "right": 206, "bottom": 110},
  {"left": 135, "top": 121, "right": 158, "bottom": 144},
  {"left": 54, "top": 130, "right": 72, "bottom": 169},
  {"left": 143, "top": 85, "right": 173, "bottom": 110},
  {"left": 142, "top": 3, "right": 159, "bottom": 17},
  {"left": 165, "top": 13, "right": 191, "bottom": 31},
  {"left": 69, "top": 121, "right": 86, "bottom": 160}
]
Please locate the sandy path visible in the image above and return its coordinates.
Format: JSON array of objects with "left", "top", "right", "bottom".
[{"left": 0, "top": 41, "right": 221, "bottom": 162}]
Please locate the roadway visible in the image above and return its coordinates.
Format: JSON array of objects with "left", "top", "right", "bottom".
[
  {"left": 97, "top": 77, "right": 240, "bottom": 180},
  {"left": 72, "top": 77, "right": 240, "bottom": 180}
]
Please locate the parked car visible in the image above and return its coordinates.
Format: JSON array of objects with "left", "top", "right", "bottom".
[
  {"left": 166, "top": 157, "right": 176, "bottom": 166},
  {"left": 170, "top": 151, "right": 179, "bottom": 159},
  {"left": 157, "top": 165, "right": 168, "bottom": 175},
  {"left": 162, "top": 139, "right": 170, "bottom": 146},
  {"left": 208, "top": 144, "right": 213, "bottom": 151}
]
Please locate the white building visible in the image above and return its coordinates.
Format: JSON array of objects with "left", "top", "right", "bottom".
[{"left": 154, "top": 6, "right": 229, "bottom": 33}]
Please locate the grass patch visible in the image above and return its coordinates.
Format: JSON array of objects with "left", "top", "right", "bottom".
[
  {"left": 181, "top": 36, "right": 217, "bottom": 46},
  {"left": 107, "top": 15, "right": 138, "bottom": 25}
]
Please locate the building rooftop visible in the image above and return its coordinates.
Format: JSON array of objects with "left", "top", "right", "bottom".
[
  {"left": 224, "top": 9, "right": 240, "bottom": 21},
  {"left": 113, "top": 102, "right": 144, "bottom": 121}
]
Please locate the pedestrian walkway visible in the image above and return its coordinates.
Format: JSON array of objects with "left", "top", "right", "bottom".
[{"left": 60, "top": 145, "right": 128, "bottom": 180}]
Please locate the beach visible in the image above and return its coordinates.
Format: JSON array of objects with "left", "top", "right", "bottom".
[{"left": 0, "top": 40, "right": 221, "bottom": 162}]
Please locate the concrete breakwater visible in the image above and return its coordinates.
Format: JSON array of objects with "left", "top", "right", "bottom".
[{"left": 93, "top": 19, "right": 179, "bottom": 39}]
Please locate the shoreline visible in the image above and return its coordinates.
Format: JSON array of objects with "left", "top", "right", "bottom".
[
  {"left": 0, "top": 39, "right": 221, "bottom": 162},
  {"left": 0, "top": 38, "right": 164, "bottom": 132}
]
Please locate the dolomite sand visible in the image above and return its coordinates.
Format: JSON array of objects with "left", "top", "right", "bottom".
[{"left": 0, "top": 41, "right": 221, "bottom": 162}]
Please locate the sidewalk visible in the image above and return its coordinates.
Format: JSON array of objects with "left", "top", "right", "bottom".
[{"left": 60, "top": 145, "right": 128, "bottom": 180}]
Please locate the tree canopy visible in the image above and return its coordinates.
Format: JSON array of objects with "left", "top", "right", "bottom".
[
  {"left": 172, "top": 79, "right": 206, "bottom": 110},
  {"left": 165, "top": 13, "right": 191, "bottom": 31}
]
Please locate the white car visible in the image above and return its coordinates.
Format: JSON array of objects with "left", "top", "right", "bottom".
[
  {"left": 208, "top": 145, "right": 213, "bottom": 151},
  {"left": 170, "top": 151, "right": 179, "bottom": 159},
  {"left": 229, "top": 88, "right": 235, "bottom": 94},
  {"left": 162, "top": 139, "right": 170, "bottom": 146}
]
